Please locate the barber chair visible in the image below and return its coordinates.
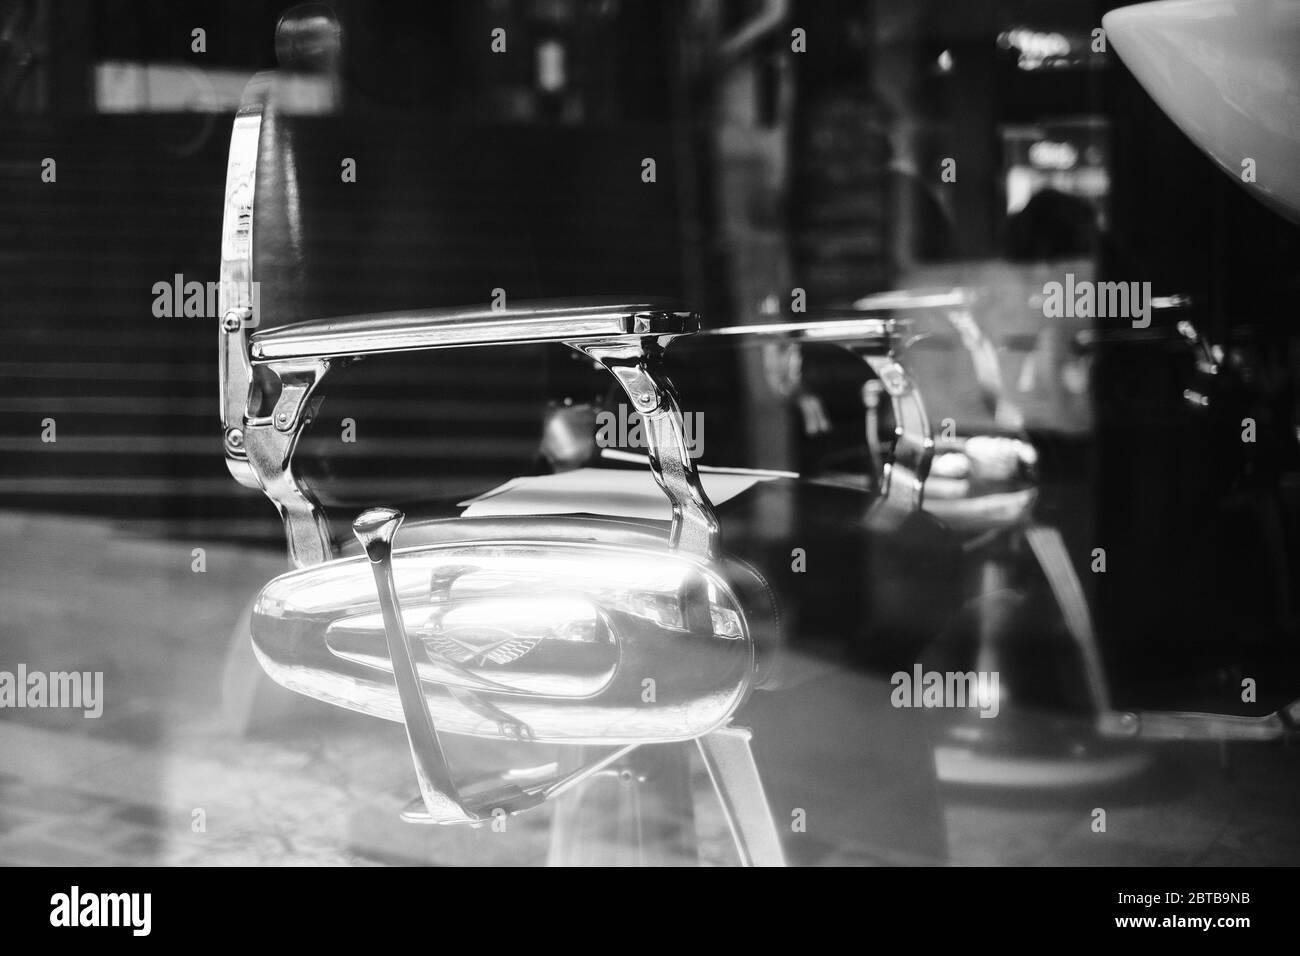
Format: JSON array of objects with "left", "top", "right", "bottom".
[
  {"left": 843, "top": 287, "right": 1300, "bottom": 781},
  {"left": 222, "top": 6, "right": 967, "bottom": 866},
  {"left": 835, "top": 291, "right": 1143, "bottom": 786}
]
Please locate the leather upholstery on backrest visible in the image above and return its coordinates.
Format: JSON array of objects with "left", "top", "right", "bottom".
[{"left": 249, "top": 79, "right": 310, "bottom": 332}]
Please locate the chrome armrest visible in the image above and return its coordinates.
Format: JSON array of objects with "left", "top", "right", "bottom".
[
  {"left": 698, "top": 314, "right": 932, "bottom": 524},
  {"left": 695, "top": 289, "right": 1031, "bottom": 524},
  {"left": 248, "top": 299, "right": 698, "bottom": 361}
]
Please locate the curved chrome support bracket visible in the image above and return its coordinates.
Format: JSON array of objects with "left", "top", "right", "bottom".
[
  {"left": 574, "top": 338, "right": 721, "bottom": 560},
  {"left": 860, "top": 352, "right": 932, "bottom": 521},
  {"left": 240, "top": 357, "right": 334, "bottom": 568}
]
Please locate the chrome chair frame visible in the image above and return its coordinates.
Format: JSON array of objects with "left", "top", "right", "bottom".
[{"left": 218, "top": 15, "right": 797, "bottom": 863}]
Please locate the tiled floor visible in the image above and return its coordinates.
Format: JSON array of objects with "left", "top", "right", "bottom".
[{"left": 1, "top": 512, "right": 1297, "bottom": 866}]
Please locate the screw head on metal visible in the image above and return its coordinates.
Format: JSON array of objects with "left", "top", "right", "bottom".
[
  {"left": 224, "top": 427, "right": 244, "bottom": 450},
  {"left": 878, "top": 364, "right": 908, "bottom": 395},
  {"left": 222, "top": 309, "right": 248, "bottom": 332}
]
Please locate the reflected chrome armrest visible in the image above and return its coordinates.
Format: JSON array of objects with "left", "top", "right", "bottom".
[
  {"left": 697, "top": 312, "right": 931, "bottom": 522},
  {"left": 248, "top": 298, "right": 698, "bottom": 361},
  {"left": 693, "top": 289, "right": 1026, "bottom": 523}
]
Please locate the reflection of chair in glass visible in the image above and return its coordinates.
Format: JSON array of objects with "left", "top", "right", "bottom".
[
  {"left": 709, "top": 283, "right": 1298, "bottom": 787},
  {"left": 855, "top": 287, "right": 1300, "bottom": 767},
  {"left": 693, "top": 294, "right": 1127, "bottom": 786},
  {"left": 852, "top": 290, "right": 1133, "bottom": 784},
  {"left": 896, "top": 288, "right": 1298, "bottom": 762}
]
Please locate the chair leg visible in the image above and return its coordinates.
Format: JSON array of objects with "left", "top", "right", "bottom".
[
  {"left": 1023, "top": 524, "right": 1113, "bottom": 713},
  {"left": 696, "top": 725, "right": 786, "bottom": 867}
]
